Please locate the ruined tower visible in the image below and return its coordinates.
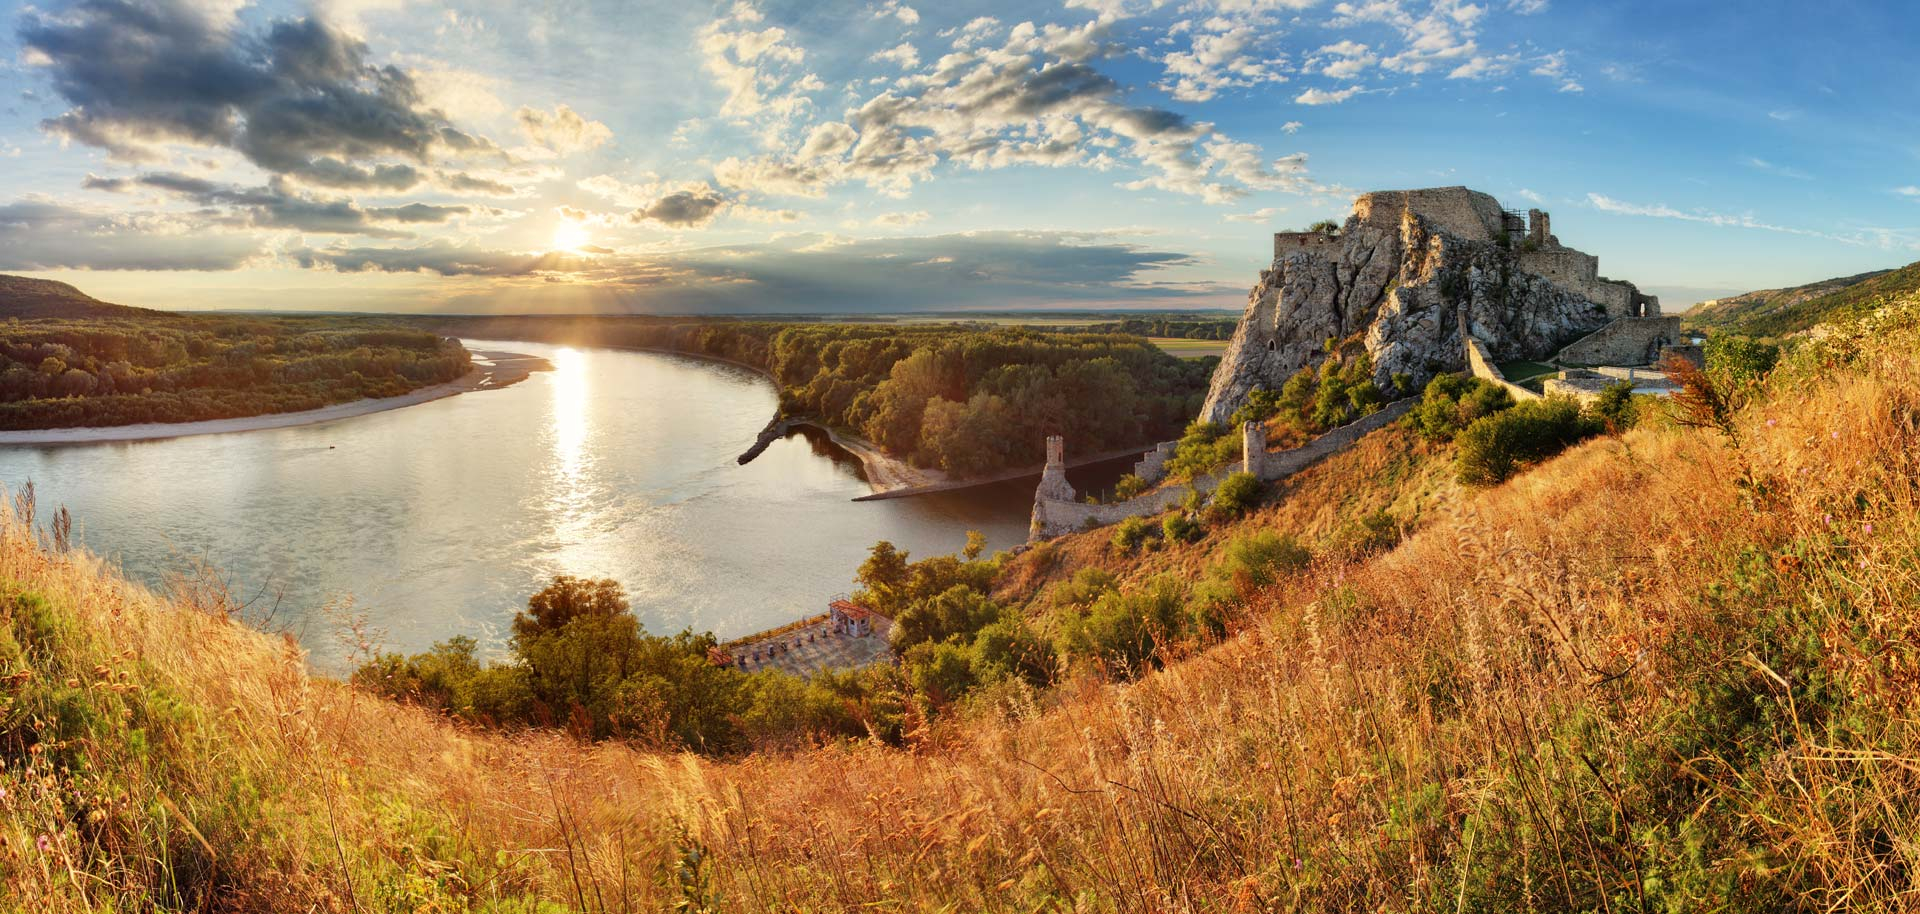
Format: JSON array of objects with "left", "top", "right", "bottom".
[{"left": 1035, "top": 435, "right": 1075, "bottom": 503}]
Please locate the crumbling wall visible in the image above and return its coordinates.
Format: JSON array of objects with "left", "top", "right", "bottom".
[
  {"left": 1273, "top": 231, "right": 1341, "bottom": 259},
  {"left": 1132, "top": 440, "right": 1177, "bottom": 484},
  {"left": 1463, "top": 334, "right": 1542, "bottom": 402},
  {"left": 1030, "top": 400, "right": 1415, "bottom": 539},
  {"left": 1555, "top": 316, "right": 1683, "bottom": 366},
  {"left": 1352, "top": 187, "right": 1506, "bottom": 241}
]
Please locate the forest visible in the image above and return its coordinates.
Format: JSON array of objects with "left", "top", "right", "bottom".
[
  {"left": 1082, "top": 316, "right": 1239, "bottom": 339},
  {"left": 0, "top": 316, "right": 471, "bottom": 429},
  {"left": 426, "top": 315, "right": 1214, "bottom": 476}
]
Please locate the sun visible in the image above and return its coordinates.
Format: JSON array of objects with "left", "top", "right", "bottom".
[{"left": 551, "top": 222, "right": 591, "bottom": 253}]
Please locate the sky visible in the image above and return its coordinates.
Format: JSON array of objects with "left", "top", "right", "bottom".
[{"left": 0, "top": 0, "right": 1915, "bottom": 314}]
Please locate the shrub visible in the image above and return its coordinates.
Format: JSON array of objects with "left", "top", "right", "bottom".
[
  {"left": 1162, "top": 512, "right": 1203, "bottom": 543},
  {"left": 1704, "top": 333, "right": 1780, "bottom": 389},
  {"left": 971, "top": 617, "right": 1058, "bottom": 687},
  {"left": 1110, "top": 515, "right": 1158, "bottom": 553},
  {"left": 1415, "top": 372, "right": 1514, "bottom": 442},
  {"left": 1210, "top": 472, "right": 1263, "bottom": 517},
  {"left": 1166, "top": 420, "right": 1238, "bottom": 480},
  {"left": 890, "top": 584, "right": 1002, "bottom": 649},
  {"left": 1455, "top": 397, "right": 1599, "bottom": 486},
  {"left": 1586, "top": 380, "right": 1639, "bottom": 432},
  {"left": 1113, "top": 473, "right": 1150, "bottom": 500},
  {"left": 1216, "top": 531, "right": 1312, "bottom": 588},
  {"left": 1065, "top": 576, "right": 1189, "bottom": 679}
]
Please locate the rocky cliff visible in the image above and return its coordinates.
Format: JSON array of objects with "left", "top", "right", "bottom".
[{"left": 1199, "top": 187, "right": 1651, "bottom": 423}]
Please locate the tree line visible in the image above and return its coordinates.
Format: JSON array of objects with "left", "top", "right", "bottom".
[
  {"left": 0, "top": 316, "right": 470, "bottom": 429},
  {"left": 423, "top": 316, "right": 1214, "bottom": 477}
]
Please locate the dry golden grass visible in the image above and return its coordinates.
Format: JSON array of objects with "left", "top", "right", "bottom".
[{"left": 4, "top": 300, "right": 1920, "bottom": 911}]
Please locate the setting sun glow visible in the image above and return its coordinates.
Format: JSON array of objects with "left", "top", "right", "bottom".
[{"left": 551, "top": 222, "right": 591, "bottom": 253}]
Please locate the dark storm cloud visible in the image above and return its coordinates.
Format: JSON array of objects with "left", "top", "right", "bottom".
[
  {"left": 633, "top": 190, "right": 727, "bottom": 228},
  {"left": 287, "top": 158, "right": 424, "bottom": 192},
  {"left": 290, "top": 231, "right": 1211, "bottom": 313},
  {"left": 291, "top": 241, "right": 586, "bottom": 277},
  {"left": 439, "top": 171, "right": 519, "bottom": 197},
  {"left": 0, "top": 200, "right": 259, "bottom": 271},
  {"left": 82, "top": 170, "right": 468, "bottom": 235},
  {"left": 18, "top": 1, "right": 496, "bottom": 174}
]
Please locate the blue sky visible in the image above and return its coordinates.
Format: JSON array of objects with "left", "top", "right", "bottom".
[{"left": 0, "top": 0, "right": 1914, "bottom": 313}]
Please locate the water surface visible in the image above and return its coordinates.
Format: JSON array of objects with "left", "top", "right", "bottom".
[{"left": 0, "top": 341, "right": 1093, "bottom": 668}]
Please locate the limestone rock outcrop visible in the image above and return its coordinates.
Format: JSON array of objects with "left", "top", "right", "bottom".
[{"left": 1199, "top": 187, "right": 1656, "bottom": 423}]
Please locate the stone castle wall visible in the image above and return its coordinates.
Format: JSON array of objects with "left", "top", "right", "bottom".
[
  {"left": 1516, "top": 249, "right": 1638, "bottom": 316},
  {"left": 1352, "top": 187, "right": 1505, "bottom": 242},
  {"left": 1463, "top": 334, "right": 1543, "bottom": 402},
  {"left": 1030, "top": 399, "right": 1415, "bottom": 539},
  {"left": 1555, "top": 316, "right": 1683, "bottom": 367},
  {"left": 1273, "top": 231, "right": 1342, "bottom": 259},
  {"left": 1132, "top": 440, "right": 1178, "bottom": 484}
]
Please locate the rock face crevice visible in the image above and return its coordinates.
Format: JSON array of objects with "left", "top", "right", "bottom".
[{"left": 1199, "top": 186, "right": 1654, "bottom": 424}]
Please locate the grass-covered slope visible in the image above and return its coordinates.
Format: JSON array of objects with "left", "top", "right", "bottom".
[
  {"left": 0, "top": 275, "right": 152, "bottom": 320},
  {"left": 1686, "top": 260, "right": 1919, "bottom": 338},
  {"left": 4, "top": 294, "right": 1920, "bottom": 910}
]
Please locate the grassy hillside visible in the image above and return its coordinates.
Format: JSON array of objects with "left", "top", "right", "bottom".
[
  {"left": 1685, "top": 260, "right": 1919, "bottom": 338},
  {"left": 0, "top": 275, "right": 153, "bottom": 320},
  {"left": 3, "top": 292, "right": 1920, "bottom": 909}
]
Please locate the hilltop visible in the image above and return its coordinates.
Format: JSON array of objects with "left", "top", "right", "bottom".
[
  {"left": 3, "top": 276, "right": 1918, "bottom": 907},
  {"left": 0, "top": 274, "right": 155, "bottom": 320},
  {"left": 1686, "top": 259, "right": 1920, "bottom": 337}
]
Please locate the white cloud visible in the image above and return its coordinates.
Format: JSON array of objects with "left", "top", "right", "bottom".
[
  {"left": 1224, "top": 206, "right": 1282, "bottom": 223},
  {"left": 1744, "top": 156, "right": 1812, "bottom": 181},
  {"left": 873, "top": 0, "right": 920, "bottom": 25},
  {"left": 1514, "top": 187, "right": 1543, "bottom": 204},
  {"left": 872, "top": 210, "right": 931, "bottom": 226},
  {"left": 870, "top": 42, "right": 921, "bottom": 69},
  {"left": 1508, "top": 0, "right": 1547, "bottom": 13},
  {"left": 697, "top": 2, "right": 817, "bottom": 139},
  {"left": 515, "top": 104, "right": 612, "bottom": 155},
  {"left": 1281, "top": 120, "right": 1303, "bottom": 134},
  {"left": 1314, "top": 40, "right": 1376, "bottom": 80},
  {"left": 1295, "top": 85, "right": 1362, "bottom": 105},
  {"left": 1893, "top": 186, "right": 1920, "bottom": 199},
  {"left": 1586, "top": 192, "right": 1910, "bottom": 249}
]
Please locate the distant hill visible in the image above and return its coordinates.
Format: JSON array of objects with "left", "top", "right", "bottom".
[
  {"left": 0, "top": 274, "right": 155, "bottom": 320},
  {"left": 1686, "top": 261, "right": 1920, "bottom": 337}
]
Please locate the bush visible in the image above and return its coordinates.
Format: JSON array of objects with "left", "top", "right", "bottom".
[
  {"left": 1165, "top": 420, "right": 1238, "bottom": 480},
  {"left": 1585, "top": 380, "right": 1639, "bottom": 432},
  {"left": 1162, "top": 512, "right": 1203, "bottom": 543},
  {"left": 1110, "top": 515, "right": 1158, "bottom": 553},
  {"left": 1065, "top": 576, "right": 1189, "bottom": 679},
  {"left": 1455, "top": 397, "right": 1599, "bottom": 486},
  {"left": 1113, "top": 473, "right": 1150, "bottom": 500},
  {"left": 971, "top": 616, "right": 1058, "bottom": 687},
  {"left": 1216, "top": 531, "right": 1312, "bottom": 588},
  {"left": 1210, "top": 472, "right": 1263, "bottom": 517},
  {"left": 1414, "top": 372, "right": 1515, "bottom": 442}
]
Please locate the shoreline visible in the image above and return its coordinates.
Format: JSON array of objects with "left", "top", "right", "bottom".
[
  {"left": 584, "top": 342, "right": 938, "bottom": 495},
  {"left": 0, "top": 348, "right": 550, "bottom": 446}
]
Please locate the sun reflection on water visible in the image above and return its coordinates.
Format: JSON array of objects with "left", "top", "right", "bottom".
[
  {"left": 543, "top": 347, "right": 604, "bottom": 576},
  {"left": 549, "top": 346, "right": 589, "bottom": 482}
]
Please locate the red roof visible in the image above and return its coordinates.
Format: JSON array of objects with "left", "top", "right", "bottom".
[{"left": 830, "top": 599, "right": 884, "bottom": 621}]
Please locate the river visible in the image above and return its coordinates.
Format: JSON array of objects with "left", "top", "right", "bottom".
[{"left": 0, "top": 340, "right": 1124, "bottom": 670}]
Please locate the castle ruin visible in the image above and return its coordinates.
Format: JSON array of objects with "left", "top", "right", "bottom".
[{"left": 1200, "top": 186, "right": 1676, "bottom": 423}]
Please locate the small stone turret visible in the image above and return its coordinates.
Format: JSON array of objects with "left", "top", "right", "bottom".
[
  {"left": 1241, "top": 422, "right": 1266, "bottom": 477},
  {"left": 1035, "top": 435, "right": 1075, "bottom": 503}
]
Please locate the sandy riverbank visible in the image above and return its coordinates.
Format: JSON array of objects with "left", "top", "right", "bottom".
[
  {"left": 0, "top": 348, "right": 550, "bottom": 446},
  {"left": 784, "top": 419, "right": 949, "bottom": 493}
]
